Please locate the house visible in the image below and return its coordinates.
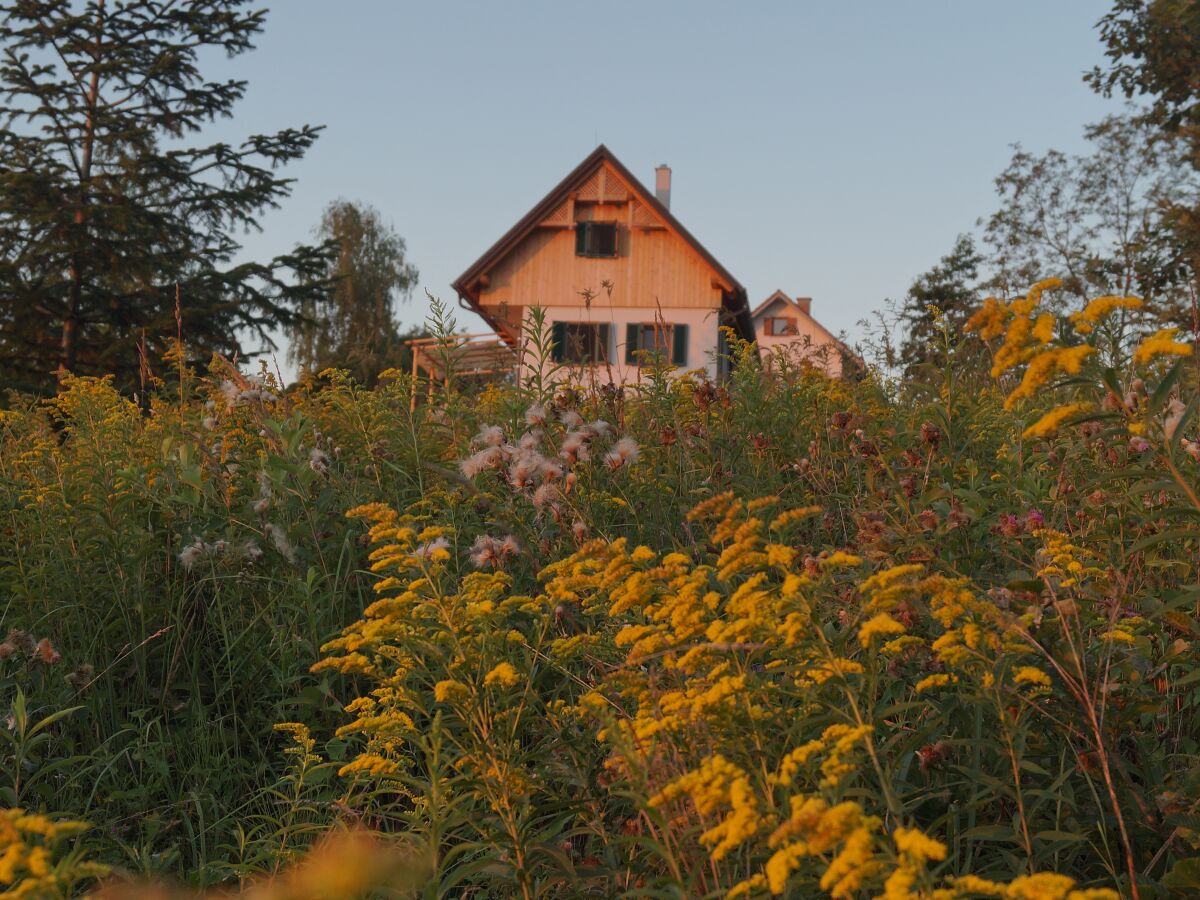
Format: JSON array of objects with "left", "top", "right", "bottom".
[
  {"left": 450, "top": 145, "right": 755, "bottom": 383},
  {"left": 752, "top": 290, "right": 854, "bottom": 377}
]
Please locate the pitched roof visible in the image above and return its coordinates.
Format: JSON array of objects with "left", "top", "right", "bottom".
[
  {"left": 751, "top": 289, "right": 795, "bottom": 319},
  {"left": 451, "top": 145, "right": 754, "bottom": 342}
]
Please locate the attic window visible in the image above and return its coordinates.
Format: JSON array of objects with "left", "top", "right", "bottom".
[
  {"left": 766, "top": 317, "right": 798, "bottom": 337},
  {"left": 575, "top": 221, "right": 618, "bottom": 258}
]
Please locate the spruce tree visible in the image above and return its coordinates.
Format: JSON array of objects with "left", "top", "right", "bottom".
[
  {"left": 898, "top": 235, "right": 984, "bottom": 377},
  {"left": 0, "top": 0, "right": 331, "bottom": 393}
]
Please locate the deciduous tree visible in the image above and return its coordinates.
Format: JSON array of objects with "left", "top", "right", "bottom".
[{"left": 287, "top": 200, "right": 418, "bottom": 385}]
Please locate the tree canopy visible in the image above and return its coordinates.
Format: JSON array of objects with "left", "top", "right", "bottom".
[
  {"left": 287, "top": 199, "right": 418, "bottom": 385},
  {"left": 0, "top": 0, "right": 331, "bottom": 393}
]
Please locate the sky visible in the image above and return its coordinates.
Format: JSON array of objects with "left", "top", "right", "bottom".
[{"left": 207, "top": 1, "right": 1119, "bottom": 372}]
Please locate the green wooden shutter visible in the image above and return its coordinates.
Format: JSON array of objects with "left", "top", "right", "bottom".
[
  {"left": 597, "top": 323, "right": 612, "bottom": 363},
  {"left": 575, "top": 223, "right": 587, "bottom": 256},
  {"left": 551, "top": 321, "right": 566, "bottom": 362},
  {"left": 625, "top": 323, "right": 640, "bottom": 364},
  {"left": 672, "top": 323, "right": 689, "bottom": 366}
]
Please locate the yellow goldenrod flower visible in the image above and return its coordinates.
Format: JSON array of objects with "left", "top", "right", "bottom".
[
  {"left": 483, "top": 662, "right": 521, "bottom": 688},
  {"left": 769, "top": 505, "right": 822, "bottom": 531},
  {"left": 434, "top": 679, "right": 468, "bottom": 703},
  {"left": 1133, "top": 327, "right": 1193, "bottom": 366},
  {"left": 892, "top": 826, "right": 947, "bottom": 862},
  {"left": 1014, "top": 666, "right": 1052, "bottom": 688},
  {"left": 858, "top": 612, "right": 906, "bottom": 648},
  {"left": 1032, "top": 313, "right": 1055, "bottom": 344},
  {"left": 1005, "top": 346, "right": 1095, "bottom": 408},
  {"left": 1004, "top": 872, "right": 1091, "bottom": 900},
  {"left": 914, "top": 673, "right": 955, "bottom": 693},
  {"left": 1022, "top": 402, "right": 1094, "bottom": 440},
  {"left": 859, "top": 563, "right": 924, "bottom": 596},
  {"left": 1068, "top": 295, "right": 1143, "bottom": 332}
]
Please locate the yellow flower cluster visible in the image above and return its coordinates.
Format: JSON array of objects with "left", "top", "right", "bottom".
[
  {"left": 858, "top": 612, "right": 906, "bottom": 647},
  {"left": 650, "top": 755, "right": 762, "bottom": 862},
  {"left": 1068, "top": 295, "right": 1143, "bottom": 334},
  {"left": 318, "top": 490, "right": 1125, "bottom": 898},
  {"left": 484, "top": 661, "right": 521, "bottom": 688},
  {"left": 315, "top": 501, "right": 532, "bottom": 777},
  {"left": 1034, "top": 529, "right": 1106, "bottom": 589},
  {"left": 965, "top": 279, "right": 1062, "bottom": 378},
  {"left": 0, "top": 809, "right": 108, "bottom": 895},
  {"left": 1003, "top": 346, "right": 1095, "bottom": 409},
  {"left": 1133, "top": 327, "right": 1193, "bottom": 366},
  {"left": 1022, "top": 402, "right": 1094, "bottom": 440},
  {"left": 1013, "top": 666, "right": 1052, "bottom": 689}
]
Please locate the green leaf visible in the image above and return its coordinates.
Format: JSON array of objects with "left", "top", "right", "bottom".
[
  {"left": 961, "top": 824, "right": 1018, "bottom": 842},
  {"left": 1032, "top": 829, "right": 1086, "bottom": 843},
  {"left": 1163, "top": 857, "right": 1200, "bottom": 892}
]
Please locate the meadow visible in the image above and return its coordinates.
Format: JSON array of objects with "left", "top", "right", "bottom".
[{"left": 2, "top": 284, "right": 1199, "bottom": 898}]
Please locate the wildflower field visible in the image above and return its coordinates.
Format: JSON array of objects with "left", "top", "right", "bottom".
[{"left": 2, "top": 285, "right": 1200, "bottom": 898}]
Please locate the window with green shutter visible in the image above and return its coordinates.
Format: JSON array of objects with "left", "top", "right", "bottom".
[
  {"left": 624, "top": 322, "right": 689, "bottom": 367},
  {"left": 575, "top": 222, "right": 619, "bottom": 258},
  {"left": 624, "top": 323, "right": 640, "bottom": 365},
  {"left": 672, "top": 323, "right": 688, "bottom": 366},
  {"left": 551, "top": 321, "right": 567, "bottom": 362},
  {"left": 552, "top": 322, "right": 610, "bottom": 363}
]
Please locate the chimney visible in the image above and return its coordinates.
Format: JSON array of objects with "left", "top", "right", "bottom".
[
  {"left": 795, "top": 297, "right": 812, "bottom": 315},
  {"left": 655, "top": 164, "right": 671, "bottom": 209}
]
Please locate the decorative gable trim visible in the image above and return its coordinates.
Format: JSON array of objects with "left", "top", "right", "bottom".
[{"left": 540, "top": 198, "right": 572, "bottom": 228}]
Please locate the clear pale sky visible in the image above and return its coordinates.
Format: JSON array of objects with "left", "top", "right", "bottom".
[{"left": 209, "top": 1, "right": 1118, "bottom": 367}]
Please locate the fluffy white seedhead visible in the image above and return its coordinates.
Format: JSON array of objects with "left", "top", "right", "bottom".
[
  {"left": 604, "top": 437, "right": 640, "bottom": 470},
  {"left": 413, "top": 536, "right": 451, "bottom": 561},
  {"left": 178, "top": 540, "right": 209, "bottom": 571},
  {"left": 475, "top": 425, "right": 505, "bottom": 447},
  {"left": 265, "top": 523, "right": 297, "bottom": 564},
  {"left": 470, "top": 534, "right": 520, "bottom": 569},
  {"left": 532, "top": 482, "right": 560, "bottom": 511},
  {"left": 508, "top": 456, "right": 539, "bottom": 490},
  {"left": 309, "top": 447, "right": 331, "bottom": 475},
  {"left": 559, "top": 430, "right": 591, "bottom": 464}
]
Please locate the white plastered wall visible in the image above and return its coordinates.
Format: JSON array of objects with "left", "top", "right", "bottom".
[{"left": 521, "top": 304, "right": 722, "bottom": 384}]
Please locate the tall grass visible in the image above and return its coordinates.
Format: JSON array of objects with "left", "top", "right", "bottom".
[{"left": 2, "top": 286, "right": 1199, "bottom": 897}]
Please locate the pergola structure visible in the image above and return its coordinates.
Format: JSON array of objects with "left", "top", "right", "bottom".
[{"left": 405, "top": 333, "right": 518, "bottom": 410}]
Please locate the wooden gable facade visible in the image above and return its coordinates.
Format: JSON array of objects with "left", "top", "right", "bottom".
[{"left": 452, "top": 146, "right": 753, "bottom": 381}]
